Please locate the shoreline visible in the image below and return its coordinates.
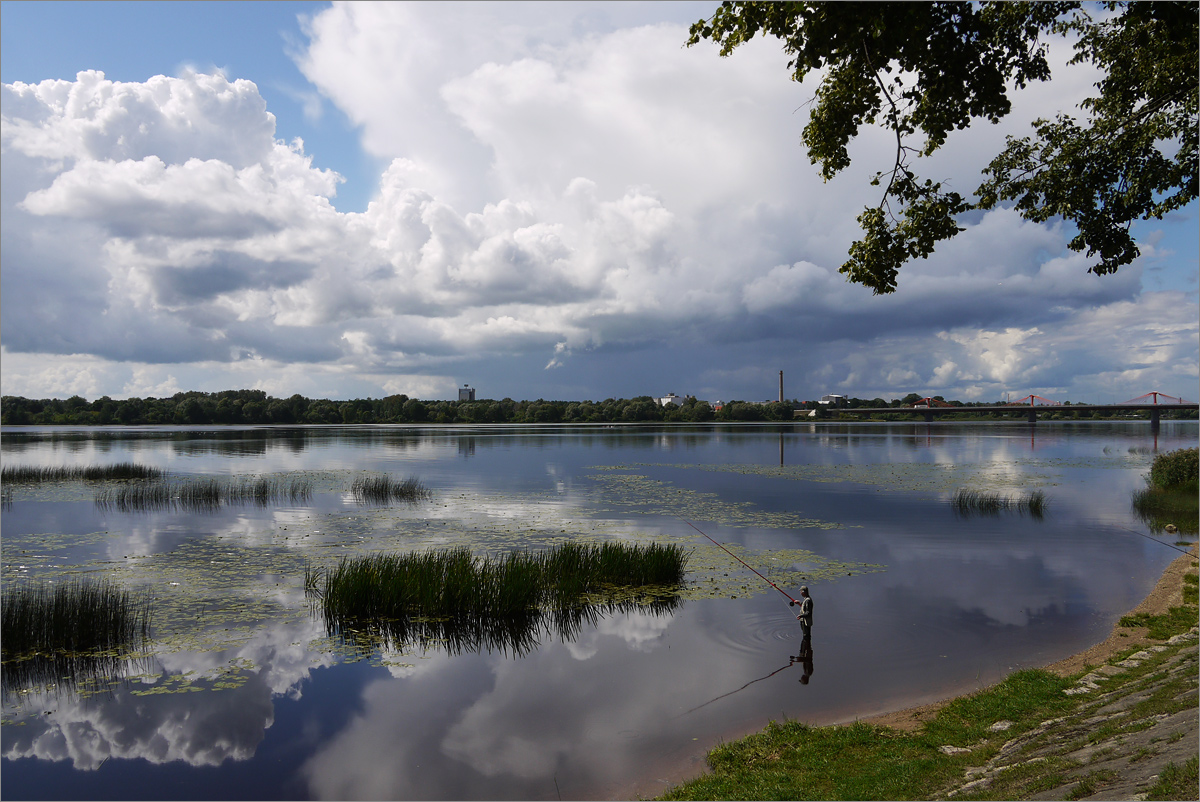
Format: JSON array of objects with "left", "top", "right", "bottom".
[
  {"left": 852, "top": 543, "right": 1197, "bottom": 734},
  {"left": 634, "top": 542, "right": 1198, "bottom": 799}
]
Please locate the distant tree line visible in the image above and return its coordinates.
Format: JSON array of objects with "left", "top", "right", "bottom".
[
  {"left": 0, "top": 391, "right": 782, "bottom": 426},
  {"left": 0, "top": 390, "right": 1193, "bottom": 426}
]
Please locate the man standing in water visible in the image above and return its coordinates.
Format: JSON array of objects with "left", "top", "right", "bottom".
[{"left": 795, "top": 585, "right": 812, "bottom": 637}]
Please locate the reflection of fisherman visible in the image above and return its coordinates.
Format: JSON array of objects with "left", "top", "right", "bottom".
[
  {"left": 797, "top": 635, "right": 814, "bottom": 684},
  {"left": 794, "top": 585, "right": 813, "bottom": 637}
]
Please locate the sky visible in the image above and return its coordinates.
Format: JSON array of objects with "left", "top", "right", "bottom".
[{"left": 2, "top": 1, "right": 1197, "bottom": 405}]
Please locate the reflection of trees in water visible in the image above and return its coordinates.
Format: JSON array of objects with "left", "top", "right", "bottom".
[{"left": 323, "top": 594, "right": 683, "bottom": 658}]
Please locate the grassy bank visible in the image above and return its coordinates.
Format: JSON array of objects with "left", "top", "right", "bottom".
[{"left": 658, "top": 551, "right": 1199, "bottom": 801}]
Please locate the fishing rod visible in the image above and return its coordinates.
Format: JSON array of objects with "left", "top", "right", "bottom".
[{"left": 681, "top": 519, "right": 798, "bottom": 606}]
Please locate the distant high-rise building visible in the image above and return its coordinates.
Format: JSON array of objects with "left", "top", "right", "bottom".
[{"left": 459, "top": 385, "right": 476, "bottom": 402}]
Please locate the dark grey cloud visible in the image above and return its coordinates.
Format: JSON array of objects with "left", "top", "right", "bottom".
[{"left": 152, "top": 252, "right": 315, "bottom": 305}]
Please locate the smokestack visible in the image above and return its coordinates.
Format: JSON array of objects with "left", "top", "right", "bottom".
[{"left": 779, "top": 370, "right": 784, "bottom": 403}]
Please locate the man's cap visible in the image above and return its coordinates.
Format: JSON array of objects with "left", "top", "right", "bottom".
[{"left": 799, "top": 585, "right": 808, "bottom": 592}]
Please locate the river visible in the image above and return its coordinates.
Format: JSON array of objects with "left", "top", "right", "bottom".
[{"left": 1, "top": 421, "right": 1195, "bottom": 800}]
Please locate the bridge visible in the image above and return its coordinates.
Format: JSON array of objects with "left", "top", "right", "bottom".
[{"left": 796, "top": 391, "right": 1198, "bottom": 430}]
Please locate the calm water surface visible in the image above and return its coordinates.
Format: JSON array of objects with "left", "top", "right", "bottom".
[{"left": 1, "top": 421, "right": 1195, "bottom": 800}]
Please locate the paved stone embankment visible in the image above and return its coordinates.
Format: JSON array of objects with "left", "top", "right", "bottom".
[{"left": 934, "top": 629, "right": 1198, "bottom": 800}]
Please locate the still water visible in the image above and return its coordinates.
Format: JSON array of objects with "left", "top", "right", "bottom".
[{"left": 1, "top": 421, "right": 1195, "bottom": 800}]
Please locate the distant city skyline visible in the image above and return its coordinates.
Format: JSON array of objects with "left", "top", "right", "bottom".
[{"left": 3, "top": 2, "right": 1196, "bottom": 405}]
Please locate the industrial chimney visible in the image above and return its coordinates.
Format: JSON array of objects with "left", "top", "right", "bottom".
[{"left": 779, "top": 371, "right": 784, "bottom": 403}]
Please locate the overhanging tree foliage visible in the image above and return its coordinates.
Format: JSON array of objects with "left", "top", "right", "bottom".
[{"left": 687, "top": 1, "right": 1198, "bottom": 293}]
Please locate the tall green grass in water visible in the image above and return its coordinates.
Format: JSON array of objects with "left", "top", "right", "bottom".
[
  {"left": 1, "top": 578, "right": 154, "bottom": 699},
  {"left": 351, "top": 474, "right": 432, "bottom": 504},
  {"left": 309, "top": 542, "right": 688, "bottom": 656},
  {"left": 1132, "top": 447, "right": 1199, "bottom": 536},
  {"left": 951, "top": 488, "right": 1047, "bottom": 519},
  {"left": 94, "top": 475, "right": 314, "bottom": 511},
  {"left": 2, "top": 578, "right": 152, "bottom": 657},
  {"left": 2, "top": 463, "right": 166, "bottom": 483}
]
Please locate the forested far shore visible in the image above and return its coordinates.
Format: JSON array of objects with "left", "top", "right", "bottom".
[{"left": 2, "top": 391, "right": 1195, "bottom": 427}]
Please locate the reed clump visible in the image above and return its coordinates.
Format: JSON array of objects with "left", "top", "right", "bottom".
[
  {"left": 2, "top": 462, "right": 166, "bottom": 483},
  {"left": 951, "top": 488, "right": 1047, "bottom": 519},
  {"left": 1, "top": 578, "right": 152, "bottom": 659},
  {"left": 1132, "top": 447, "right": 1199, "bottom": 535},
  {"left": 309, "top": 542, "right": 688, "bottom": 655},
  {"left": 351, "top": 474, "right": 432, "bottom": 504},
  {"left": 94, "top": 475, "right": 313, "bottom": 512}
]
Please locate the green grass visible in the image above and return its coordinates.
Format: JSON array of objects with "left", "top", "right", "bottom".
[
  {"left": 1120, "top": 563, "right": 1199, "bottom": 639},
  {"left": 1149, "top": 448, "right": 1199, "bottom": 490},
  {"left": 350, "top": 473, "right": 432, "bottom": 504},
  {"left": 658, "top": 669, "right": 1075, "bottom": 800},
  {"left": 1132, "top": 447, "right": 1199, "bottom": 535},
  {"left": 1131, "top": 486, "right": 1199, "bottom": 535},
  {"left": 93, "top": 475, "right": 313, "bottom": 511},
  {"left": 309, "top": 541, "right": 689, "bottom": 655},
  {"left": 312, "top": 541, "right": 688, "bottom": 619},
  {"left": 951, "top": 488, "right": 1047, "bottom": 519},
  {"left": 2, "top": 462, "right": 166, "bottom": 483},
  {"left": 1, "top": 577, "right": 152, "bottom": 658},
  {"left": 1145, "top": 755, "right": 1199, "bottom": 801}
]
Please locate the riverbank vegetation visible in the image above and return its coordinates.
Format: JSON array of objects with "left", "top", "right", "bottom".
[
  {"left": 3, "top": 390, "right": 1194, "bottom": 426},
  {"left": 1132, "top": 447, "right": 1199, "bottom": 535}
]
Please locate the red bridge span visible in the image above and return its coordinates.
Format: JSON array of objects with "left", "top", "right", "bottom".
[{"left": 800, "top": 391, "right": 1197, "bottom": 429}]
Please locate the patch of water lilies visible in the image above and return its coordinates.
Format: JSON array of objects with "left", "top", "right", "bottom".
[
  {"left": 620, "top": 460, "right": 1075, "bottom": 495},
  {"left": 94, "top": 475, "right": 314, "bottom": 512},
  {"left": 2, "top": 462, "right": 166, "bottom": 483},
  {"left": 1, "top": 577, "right": 153, "bottom": 700},
  {"left": 307, "top": 542, "right": 688, "bottom": 656},
  {"left": 587, "top": 472, "right": 844, "bottom": 530},
  {"left": 351, "top": 473, "right": 432, "bottom": 505},
  {"left": 950, "top": 488, "right": 1048, "bottom": 519}
]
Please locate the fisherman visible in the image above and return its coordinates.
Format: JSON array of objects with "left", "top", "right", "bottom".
[{"left": 795, "top": 585, "right": 812, "bottom": 637}]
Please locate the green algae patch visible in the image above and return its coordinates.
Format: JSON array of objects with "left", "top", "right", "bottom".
[
  {"left": 587, "top": 472, "right": 845, "bottom": 530},
  {"left": 681, "top": 542, "right": 884, "bottom": 601},
  {"left": 662, "top": 461, "right": 1062, "bottom": 494}
]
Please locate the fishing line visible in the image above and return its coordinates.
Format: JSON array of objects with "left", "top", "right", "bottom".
[
  {"left": 1107, "top": 523, "right": 1196, "bottom": 556},
  {"left": 678, "top": 658, "right": 797, "bottom": 717},
  {"left": 681, "top": 519, "right": 798, "bottom": 606}
]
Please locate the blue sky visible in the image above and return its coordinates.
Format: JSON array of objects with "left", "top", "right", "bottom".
[{"left": 2, "top": 1, "right": 1196, "bottom": 404}]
